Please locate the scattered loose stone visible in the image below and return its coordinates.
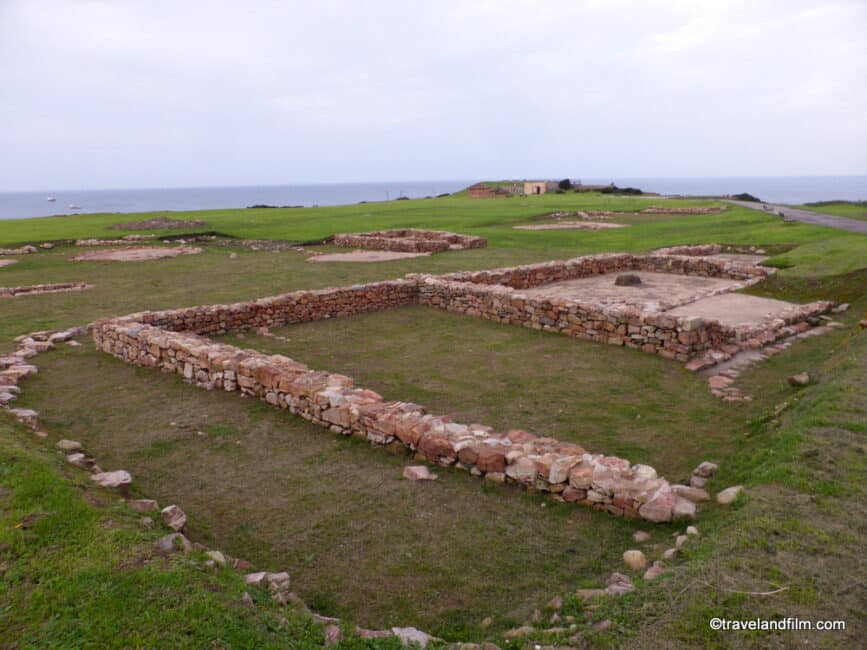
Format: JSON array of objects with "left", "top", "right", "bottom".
[
  {"left": 480, "top": 617, "right": 494, "bottom": 628},
  {"left": 605, "top": 572, "right": 635, "bottom": 596},
  {"left": 90, "top": 470, "right": 132, "bottom": 495},
  {"left": 686, "top": 525, "right": 699, "bottom": 536},
  {"left": 56, "top": 439, "right": 83, "bottom": 452},
  {"left": 161, "top": 504, "right": 187, "bottom": 531},
  {"left": 392, "top": 626, "right": 439, "bottom": 647},
  {"left": 643, "top": 561, "right": 667, "bottom": 581},
  {"left": 832, "top": 303, "right": 849, "bottom": 313},
  {"left": 8, "top": 408, "right": 39, "bottom": 429},
  {"left": 689, "top": 475, "right": 707, "bottom": 488},
  {"left": 594, "top": 619, "right": 613, "bottom": 632},
  {"left": 675, "top": 534, "right": 688, "bottom": 549},
  {"left": 662, "top": 548, "right": 679, "bottom": 560},
  {"left": 859, "top": 320, "right": 867, "bottom": 329},
  {"left": 323, "top": 624, "right": 343, "bottom": 646},
  {"left": 128, "top": 498, "right": 159, "bottom": 513},
  {"left": 716, "top": 485, "right": 744, "bottom": 505},
  {"left": 206, "top": 550, "right": 226, "bottom": 566},
  {"left": 155, "top": 532, "right": 191, "bottom": 553},
  {"left": 693, "top": 461, "right": 718, "bottom": 478},
  {"left": 244, "top": 571, "right": 267, "bottom": 587},
  {"left": 671, "top": 485, "right": 710, "bottom": 503},
  {"left": 788, "top": 372, "right": 810, "bottom": 387},
  {"left": 139, "top": 516, "right": 154, "bottom": 529},
  {"left": 240, "top": 591, "right": 254, "bottom": 607},
  {"left": 673, "top": 496, "right": 697, "bottom": 520},
  {"left": 632, "top": 530, "right": 651, "bottom": 543},
  {"left": 65, "top": 453, "right": 93, "bottom": 470},
  {"left": 402, "top": 465, "right": 438, "bottom": 481},
  {"left": 547, "top": 595, "right": 563, "bottom": 610},
  {"left": 622, "top": 549, "right": 647, "bottom": 570}
]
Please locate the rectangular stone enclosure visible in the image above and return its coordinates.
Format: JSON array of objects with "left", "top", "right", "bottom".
[
  {"left": 91, "top": 250, "right": 832, "bottom": 523},
  {"left": 333, "top": 229, "right": 487, "bottom": 253}
]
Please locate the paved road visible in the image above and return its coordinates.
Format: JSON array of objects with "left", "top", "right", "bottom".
[{"left": 725, "top": 200, "right": 867, "bottom": 234}]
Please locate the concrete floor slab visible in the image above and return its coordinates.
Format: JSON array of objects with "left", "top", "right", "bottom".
[
  {"left": 667, "top": 293, "right": 798, "bottom": 327},
  {"left": 519, "top": 271, "right": 744, "bottom": 311}
]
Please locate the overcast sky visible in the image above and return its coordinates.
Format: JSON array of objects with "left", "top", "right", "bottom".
[{"left": 1, "top": 0, "right": 865, "bottom": 191}]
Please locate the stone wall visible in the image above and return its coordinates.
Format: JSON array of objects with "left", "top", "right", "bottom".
[
  {"left": 91, "top": 316, "right": 690, "bottom": 523},
  {"left": 431, "top": 253, "right": 767, "bottom": 290},
  {"left": 111, "top": 279, "right": 419, "bottom": 336},
  {"left": 333, "top": 229, "right": 487, "bottom": 253}
]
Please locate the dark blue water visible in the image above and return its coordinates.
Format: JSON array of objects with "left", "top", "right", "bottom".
[{"left": 1, "top": 177, "right": 865, "bottom": 220}]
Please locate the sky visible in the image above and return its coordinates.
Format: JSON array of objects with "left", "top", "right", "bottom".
[{"left": 0, "top": 0, "right": 865, "bottom": 191}]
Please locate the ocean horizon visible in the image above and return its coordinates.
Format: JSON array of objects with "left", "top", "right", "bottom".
[{"left": 1, "top": 176, "right": 865, "bottom": 220}]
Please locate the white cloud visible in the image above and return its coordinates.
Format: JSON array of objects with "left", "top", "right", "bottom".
[{"left": 0, "top": 0, "right": 864, "bottom": 190}]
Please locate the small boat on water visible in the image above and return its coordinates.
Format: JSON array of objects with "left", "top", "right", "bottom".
[
  {"left": 46, "top": 196, "right": 56, "bottom": 202},
  {"left": 68, "top": 204, "right": 81, "bottom": 210}
]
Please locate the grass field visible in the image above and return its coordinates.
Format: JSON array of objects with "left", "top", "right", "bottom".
[
  {"left": 2, "top": 191, "right": 866, "bottom": 647},
  {"left": 795, "top": 200, "right": 867, "bottom": 222}
]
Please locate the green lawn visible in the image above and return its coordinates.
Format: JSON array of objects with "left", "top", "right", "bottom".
[{"left": 795, "top": 200, "right": 867, "bottom": 222}]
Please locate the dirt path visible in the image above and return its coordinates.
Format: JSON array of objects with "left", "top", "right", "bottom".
[{"left": 725, "top": 200, "right": 867, "bottom": 234}]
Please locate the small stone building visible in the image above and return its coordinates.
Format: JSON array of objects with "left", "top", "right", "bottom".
[{"left": 524, "top": 181, "right": 548, "bottom": 195}]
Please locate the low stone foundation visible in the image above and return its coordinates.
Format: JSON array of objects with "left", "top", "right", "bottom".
[
  {"left": 0, "top": 245, "right": 38, "bottom": 255},
  {"left": 75, "top": 235, "right": 157, "bottom": 246},
  {"left": 1, "top": 282, "right": 93, "bottom": 298},
  {"left": 86, "top": 251, "right": 834, "bottom": 523},
  {"left": 333, "top": 229, "right": 487, "bottom": 253},
  {"left": 91, "top": 316, "right": 690, "bottom": 523}
]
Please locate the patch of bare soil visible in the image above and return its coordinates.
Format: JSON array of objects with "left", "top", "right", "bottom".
[
  {"left": 70, "top": 246, "right": 202, "bottom": 262},
  {"left": 111, "top": 217, "right": 208, "bottom": 230},
  {"left": 513, "top": 222, "right": 628, "bottom": 231},
  {"left": 306, "top": 250, "right": 431, "bottom": 263}
]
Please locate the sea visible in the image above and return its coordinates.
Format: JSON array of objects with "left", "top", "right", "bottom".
[{"left": 0, "top": 176, "right": 865, "bottom": 220}]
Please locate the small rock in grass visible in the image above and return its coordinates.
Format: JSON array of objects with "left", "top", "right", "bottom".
[
  {"left": 241, "top": 591, "right": 254, "bottom": 607},
  {"left": 716, "top": 485, "right": 744, "bottom": 505},
  {"left": 206, "top": 550, "right": 226, "bottom": 566},
  {"left": 595, "top": 619, "right": 613, "bottom": 632},
  {"left": 391, "top": 626, "right": 439, "bottom": 647},
  {"left": 161, "top": 504, "right": 187, "bottom": 531},
  {"left": 547, "top": 595, "right": 563, "bottom": 610},
  {"left": 66, "top": 340, "right": 82, "bottom": 347},
  {"left": 859, "top": 319, "right": 867, "bottom": 329},
  {"left": 128, "top": 498, "right": 159, "bottom": 513},
  {"left": 689, "top": 475, "right": 707, "bottom": 488},
  {"left": 244, "top": 571, "right": 267, "bottom": 587},
  {"left": 675, "top": 534, "right": 688, "bottom": 549},
  {"left": 662, "top": 547, "right": 679, "bottom": 560},
  {"left": 91, "top": 470, "right": 132, "bottom": 495},
  {"left": 56, "top": 439, "right": 83, "bottom": 452},
  {"left": 686, "top": 525, "right": 699, "bottom": 536},
  {"left": 266, "top": 572, "right": 290, "bottom": 589},
  {"left": 693, "top": 461, "right": 718, "bottom": 478},
  {"left": 66, "top": 453, "right": 93, "bottom": 470},
  {"left": 788, "top": 372, "right": 811, "bottom": 386},
  {"left": 832, "top": 303, "right": 849, "bottom": 313},
  {"left": 139, "top": 516, "right": 154, "bottom": 530},
  {"left": 155, "top": 532, "right": 191, "bottom": 553},
  {"left": 323, "top": 624, "right": 343, "bottom": 646},
  {"left": 403, "top": 465, "right": 437, "bottom": 481},
  {"left": 632, "top": 530, "right": 651, "bottom": 543},
  {"left": 643, "top": 561, "right": 667, "bottom": 581},
  {"left": 671, "top": 484, "right": 710, "bottom": 502},
  {"left": 623, "top": 549, "right": 647, "bottom": 570},
  {"left": 480, "top": 616, "right": 494, "bottom": 628},
  {"left": 605, "top": 572, "right": 635, "bottom": 596},
  {"left": 673, "top": 496, "right": 697, "bottom": 519}
]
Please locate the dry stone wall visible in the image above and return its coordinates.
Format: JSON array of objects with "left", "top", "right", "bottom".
[
  {"left": 333, "top": 229, "right": 487, "bottom": 253},
  {"left": 91, "top": 315, "right": 691, "bottom": 523}
]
